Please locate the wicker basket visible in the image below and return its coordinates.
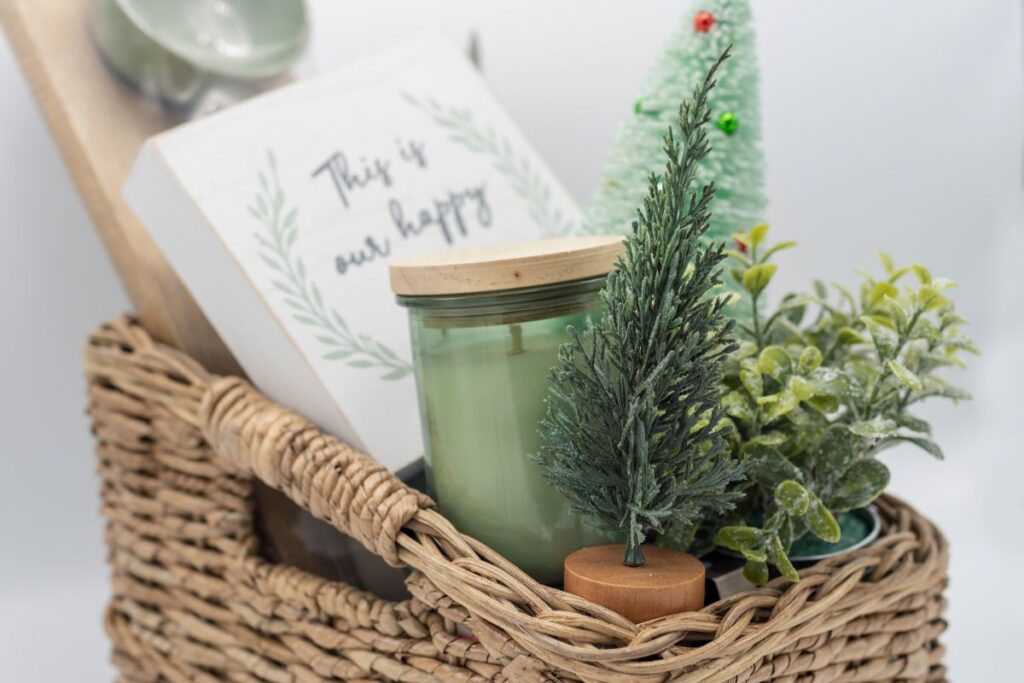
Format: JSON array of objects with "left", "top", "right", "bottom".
[{"left": 86, "top": 317, "right": 950, "bottom": 682}]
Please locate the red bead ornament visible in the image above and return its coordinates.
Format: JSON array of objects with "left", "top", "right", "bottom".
[{"left": 694, "top": 11, "right": 715, "bottom": 33}]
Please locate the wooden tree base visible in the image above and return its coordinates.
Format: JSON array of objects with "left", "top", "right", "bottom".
[{"left": 563, "top": 544, "right": 705, "bottom": 623}]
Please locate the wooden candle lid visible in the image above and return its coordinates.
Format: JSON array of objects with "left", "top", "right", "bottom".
[
  {"left": 389, "top": 235, "right": 624, "bottom": 296},
  {"left": 564, "top": 544, "right": 705, "bottom": 624}
]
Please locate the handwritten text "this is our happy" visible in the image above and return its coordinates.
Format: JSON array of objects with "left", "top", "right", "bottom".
[{"left": 312, "top": 138, "right": 492, "bottom": 276}]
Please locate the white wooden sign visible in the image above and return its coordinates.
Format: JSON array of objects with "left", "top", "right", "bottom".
[{"left": 125, "top": 33, "right": 581, "bottom": 472}]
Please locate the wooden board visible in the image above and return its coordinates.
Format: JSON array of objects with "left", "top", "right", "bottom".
[
  {"left": 389, "top": 235, "right": 623, "bottom": 296},
  {"left": 0, "top": 0, "right": 240, "bottom": 374}
]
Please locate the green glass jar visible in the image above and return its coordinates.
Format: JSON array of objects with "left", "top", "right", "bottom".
[{"left": 391, "top": 237, "right": 624, "bottom": 584}]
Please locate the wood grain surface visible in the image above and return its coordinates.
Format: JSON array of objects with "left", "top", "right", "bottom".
[
  {"left": 563, "top": 544, "right": 705, "bottom": 623},
  {"left": 0, "top": 0, "right": 240, "bottom": 374},
  {"left": 389, "top": 235, "right": 624, "bottom": 296}
]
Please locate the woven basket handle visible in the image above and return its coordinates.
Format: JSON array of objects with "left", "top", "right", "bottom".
[{"left": 199, "top": 377, "right": 434, "bottom": 567}]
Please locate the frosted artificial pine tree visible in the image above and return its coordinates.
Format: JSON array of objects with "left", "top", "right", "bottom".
[
  {"left": 584, "top": 0, "right": 766, "bottom": 246},
  {"left": 539, "top": 50, "right": 744, "bottom": 568}
]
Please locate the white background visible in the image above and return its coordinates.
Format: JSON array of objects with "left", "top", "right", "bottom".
[{"left": 1, "top": 1, "right": 1021, "bottom": 679}]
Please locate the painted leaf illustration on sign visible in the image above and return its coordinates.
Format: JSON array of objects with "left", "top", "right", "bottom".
[
  {"left": 403, "top": 93, "right": 574, "bottom": 237},
  {"left": 250, "top": 149, "right": 412, "bottom": 380}
]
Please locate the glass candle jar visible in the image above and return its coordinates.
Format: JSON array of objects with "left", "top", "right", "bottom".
[{"left": 391, "top": 237, "right": 624, "bottom": 584}]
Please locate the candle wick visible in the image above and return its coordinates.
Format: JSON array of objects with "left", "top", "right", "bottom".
[{"left": 509, "top": 324, "right": 524, "bottom": 355}]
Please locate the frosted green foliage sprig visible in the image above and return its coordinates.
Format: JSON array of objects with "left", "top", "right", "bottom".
[
  {"left": 584, "top": 0, "right": 766, "bottom": 249},
  {"left": 537, "top": 50, "right": 744, "bottom": 568},
  {"left": 710, "top": 225, "right": 977, "bottom": 584}
]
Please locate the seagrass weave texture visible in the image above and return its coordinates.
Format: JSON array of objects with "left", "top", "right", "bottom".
[{"left": 86, "top": 317, "right": 950, "bottom": 682}]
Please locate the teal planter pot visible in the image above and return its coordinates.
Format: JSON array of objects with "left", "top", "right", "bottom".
[
  {"left": 707, "top": 506, "right": 883, "bottom": 600},
  {"left": 787, "top": 505, "right": 882, "bottom": 563}
]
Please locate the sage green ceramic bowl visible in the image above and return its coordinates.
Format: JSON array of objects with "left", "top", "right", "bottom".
[
  {"left": 89, "top": 0, "right": 204, "bottom": 105},
  {"left": 117, "top": 0, "right": 309, "bottom": 80},
  {"left": 89, "top": 0, "right": 308, "bottom": 106}
]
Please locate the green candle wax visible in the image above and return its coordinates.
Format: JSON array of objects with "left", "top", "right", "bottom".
[{"left": 409, "top": 309, "right": 617, "bottom": 584}]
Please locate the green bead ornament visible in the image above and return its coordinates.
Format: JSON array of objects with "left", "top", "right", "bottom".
[
  {"left": 717, "top": 111, "right": 739, "bottom": 134},
  {"left": 634, "top": 98, "right": 659, "bottom": 117}
]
